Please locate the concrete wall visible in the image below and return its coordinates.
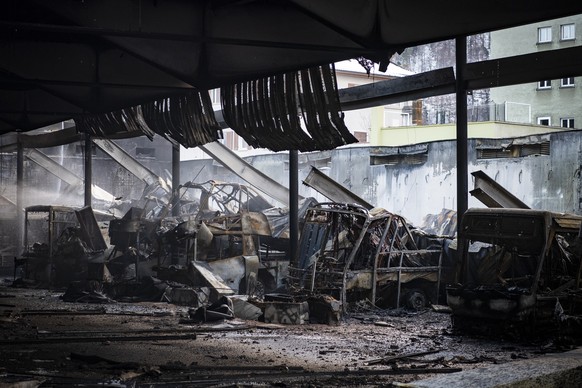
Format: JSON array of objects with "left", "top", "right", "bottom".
[{"left": 181, "top": 130, "right": 582, "bottom": 227}]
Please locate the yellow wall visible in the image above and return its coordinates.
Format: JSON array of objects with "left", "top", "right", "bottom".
[{"left": 373, "top": 121, "right": 573, "bottom": 147}]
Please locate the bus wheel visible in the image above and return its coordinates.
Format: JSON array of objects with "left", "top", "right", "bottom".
[{"left": 405, "top": 289, "right": 427, "bottom": 310}]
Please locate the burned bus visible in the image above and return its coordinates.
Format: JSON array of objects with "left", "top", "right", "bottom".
[
  {"left": 288, "top": 203, "right": 447, "bottom": 310},
  {"left": 446, "top": 208, "right": 582, "bottom": 337}
]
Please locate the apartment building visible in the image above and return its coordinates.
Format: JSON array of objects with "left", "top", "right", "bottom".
[{"left": 489, "top": 14, "right": 582, "bottom": 129}]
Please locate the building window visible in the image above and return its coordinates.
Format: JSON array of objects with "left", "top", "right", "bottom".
[
  {"left": 353, "top": 131, "right": 368, "bottom": 143},
  {"left": 537, "top": 80, "right": 551, "bottom": 89},
  {"left": 561, "top": 77, "right": 575, "bottom": 87},
  {"left": 436, "top": 110, "right": 447, "bottom": 124},
  {"left": 538, "top": 26, "right": 552, "bottom": 43},
  {"left": 561, "top": 118, "right": 575, "bottom": 128},
  {"left": 477, "top": 141, "right": 550, "bottom": 159},
  {"left": 224, "top": 130, "right": 234, "bottom": 149},
  {"left": 237, "top": 135, "right": 248, "bottom": 150},
  {"left": 401, "top": 113, "right": 411, "bottom": 126},
  {"left": 537, "top": 116, "right": 551, "bottom": 126},
  {"left": 561, "top": 24, "right": 576, "bottom": 41}
]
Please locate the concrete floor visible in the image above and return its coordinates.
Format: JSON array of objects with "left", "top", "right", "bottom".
[{"left": 1, "top": 279, "right": 579, "bottom": 387}]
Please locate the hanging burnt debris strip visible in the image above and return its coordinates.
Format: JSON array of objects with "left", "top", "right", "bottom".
[{"left": 221, "top": 64, "right": 358, "bottom": 152}]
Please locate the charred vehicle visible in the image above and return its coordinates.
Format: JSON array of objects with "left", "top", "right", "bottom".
[
  {"left": 446, "top": 208, "right": 582, "bottom": 336},
  {"left": 154, "top": 180, "right": 305, "bottom": 295},
  {"left": 106, "top": 180, "right": 308, "bottom": 302},
  {"left": 288, "top": 203, "right": 447, "bottom": 310}
]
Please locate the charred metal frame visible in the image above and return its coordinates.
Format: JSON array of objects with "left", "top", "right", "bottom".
[
  {"left": 447, "top": 207, "right": 582, "bottom": 335},
  {"left": 16, "top": 205, "right": 110, "bottom": 286},
  {"left": 288, "top": 203, "right": 443, "bottom": 311},
  {"left": 19, "top": 205, "right": 78, "bottom": 284}
]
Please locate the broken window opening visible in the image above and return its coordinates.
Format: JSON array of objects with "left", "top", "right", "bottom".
[
  {"left": 370, "top": 144, "right": 429, "bottom": 166},
  {"left": 371, "top": 153, "right": 428, "bottom": 165},
  {"left": 476, "top": 141, "right": 550, "bottom": 159}
]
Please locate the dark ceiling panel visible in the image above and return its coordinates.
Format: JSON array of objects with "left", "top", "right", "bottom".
[{"left": 0, "top": 0, "right": 581, "bottom": 136}]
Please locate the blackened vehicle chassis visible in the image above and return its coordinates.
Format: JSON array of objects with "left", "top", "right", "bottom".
[{"left": 288, "top": 203, "right": 444, "bottom": 311}]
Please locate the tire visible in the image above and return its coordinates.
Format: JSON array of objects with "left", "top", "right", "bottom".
[{"left": 405, "top": 289, "right": 427, "bottom": 310}]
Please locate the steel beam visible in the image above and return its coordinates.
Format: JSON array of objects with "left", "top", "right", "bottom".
[
  {"left": 92, "top": 138, "right": 170, "bottom": 193},
  {"left": 465, "top": 45, "right": 582, "bottom": 90},
  {"left": 84, "top": 133, "right": 92, "bottom": 207},
  {"left": 199, "top": 141, "right": 299, "bottom": 206},
  {"left": 289, "top": 150, "right": 299, "bottom": 266},
  {"left": 16, "top": 138, "right": 24, "bottom": 255},
  {"left": 24, "top": 148, "right": 117, "bottom": 203},
  {"left": 303, "top": 166, "right": 374, "bottom": 210},
  {"left": 338, "top": 67, "right": 456, "bottom": 111},
  {"left": 456, "top": 37, "right": 469, "bottom": 228},
  {"left": 470, "top": 170, "right": 530, "bottom": 209}
]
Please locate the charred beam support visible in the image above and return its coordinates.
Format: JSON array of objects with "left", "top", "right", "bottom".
[
  {"left": 92, "top": 138, "right": 170, "bottom": 193},
  {"left": 338, "top": 67, "right": 456, "bottom": 111},
  {"left": 25, "top": 149, "right": 82, "bottom": 186},
  {"left": 84, "top": 133, "right": 92, "bottom": 207},
  {"left": 172, "top": 143, "right": 180, "bottom": 217},
  {"left": 289, "top": 150, "right": 299, "bottom": 267},
  {"left": 336, "top": 46, "right": 582, "bottom": 113},
  {"left": 465, "top": 45, "right": 582, "bottom": 90},
  {"left": 171, "top": 143, "right": 181, "bottom": 264},
  {"left": 456, "top": 36, "right": 469, "bottom": 231},
  {"left": 16, "top": 137, "right": 24, "bottom": 256},
  {"left": 24, "top": 149, "right": 116, "bottom": 203}
]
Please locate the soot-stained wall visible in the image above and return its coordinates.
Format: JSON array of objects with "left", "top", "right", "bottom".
[{"left": 181, "top": 130, "right": 582, "bottom": 227}]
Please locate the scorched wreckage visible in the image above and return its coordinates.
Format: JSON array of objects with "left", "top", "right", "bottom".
[
  {"left": 14, "top": 176, "right": 448, "bottom": 311},
  {"left": 447, "top": 208, "right": 582, "bottom": 337},
  {"left": 8, "top": 161, "right": 582, "bottom": 345}
]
